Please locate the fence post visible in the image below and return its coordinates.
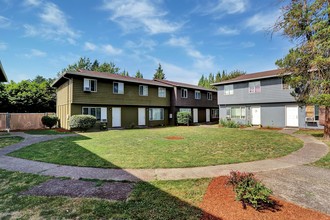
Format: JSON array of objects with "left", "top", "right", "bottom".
[{"left": 6, "top": 112, "right": 10, "bottom": 132}]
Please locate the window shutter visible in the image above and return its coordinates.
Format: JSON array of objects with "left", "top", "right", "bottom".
[{"left": 101, "top": 108, "right": 107, "bottom": 122}]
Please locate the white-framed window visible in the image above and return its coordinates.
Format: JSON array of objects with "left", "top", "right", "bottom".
[
  {"left": 113, "top": 82, "right": 124, "bottom": 94},
  {"left": 211, "top": 109, "right": 219, "bottom": 118},
  {"left": 82, "top": 107, "right": 107, "bottom": 122},
  {"left": 249, "top": 81, "right": 261, "bottom": 93},
  {"left": 179, "top": 108, "right": 192, "bottom": 113},
  {"left": 230, "top": 107, "right": 246, "bottom": 119},
  {"left": 207, "top": 92, "right": 212, "bottom": 100},
  {"left": 149, "top": 108, "right": 164, "bottom": 121},
  {"left": 224, "top": 84, "right": 233, "bottom": 95},
  {"left": 306, "top": 105, "right": 319, "bottom": 121},
  {"left": 226, "top": 107, "right": 231, "bottom": 118},
  {"left": 139, "top": 85, "right": 148, "bottom": 96},
  {"left": 181, "top": 88, "right": 188, "bottom": 98},
  {"left": 282, "top": 78, "right": 291, "bottom": 90},
  {"left": 158, "top": 87, "right": 166, "bottom": 98},
  {"left": 195, "top": 91, "right": 201, "bottom": 99},
  {"left": 83, "top": 78, "right": 97, "bottom": 92}
]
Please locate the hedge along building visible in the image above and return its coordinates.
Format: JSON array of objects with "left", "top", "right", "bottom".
[{"left": 52, "top": 70, "right": 173, "bottom": 130}]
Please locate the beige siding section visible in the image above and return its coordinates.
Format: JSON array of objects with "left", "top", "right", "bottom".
[{"left": 56, "top": 80, "right": 72, "bottom": 129}]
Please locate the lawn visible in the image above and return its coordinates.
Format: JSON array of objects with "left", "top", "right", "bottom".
[
  {"left": 24, "top": 129, "right": 72, "bottom": 135},
  {"left": 9, "top": 127, "right": 303, "bottom": 169},
  {"left": 0, "top": 136, "right": 23, "bottom": 149},
  {"left": 0, "top": 169, "right": 210, "bottom": 219},
  {"left": 295, "top": 129, "right": 330, "bottom": 169}
]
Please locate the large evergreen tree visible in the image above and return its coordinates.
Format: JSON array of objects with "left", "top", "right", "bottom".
[
  {"left": 135, "top": 70, "right": 143, "bottom": 78},
  {"left": 153, "top": 63, "right": 166, "bottom": 80},
  {"left": 273, "top": 0, "right": 330, "bottom": 139}
]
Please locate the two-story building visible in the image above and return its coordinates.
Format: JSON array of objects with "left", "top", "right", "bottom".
[
  {"left": 154, "top": 79, "right": 219, "bottom": 125},
  {"left": 52, "top": 70, "right": 173, "bottom": 129},
  {"left": 213, "top": 69, "right": 322, "bottom": 128}
]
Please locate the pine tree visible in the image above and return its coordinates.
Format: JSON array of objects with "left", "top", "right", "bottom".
[
  {"left": 153, "top": 63, "right": 165, "bottom": 80},
  {"left": 135, "top": 70, "right": 143, "bottom": 78}
]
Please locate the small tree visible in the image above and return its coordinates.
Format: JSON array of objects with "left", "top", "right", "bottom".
[
  {"left": 177, "top": 112, "right": 191, "bottom": 126},
  {"left": 41, "top": 115, "right": 58, "bottom": 129},
  {"left": 69, "top": 115, "right": 96, "bottom": 131},
  {"left": 135, "top": 70, "right": 143, "bottom": 78},
  {"left": 153, "top": 63, "right": 166, "bottom": 79}
]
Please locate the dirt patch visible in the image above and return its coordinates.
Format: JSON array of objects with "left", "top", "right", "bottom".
[
  {"left": 165, "top": 136, "right": 184, "bottom": 140},
  {"left": 21, "top": 179, "right": 134, "bottom": 201},
  {"left": 200, "top": 176, "right": 330, "bottom": 220},
  {"left": 259, "top": 127, "right": 283, "bottom": 131}
]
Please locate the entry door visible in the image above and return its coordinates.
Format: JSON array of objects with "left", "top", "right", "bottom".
[
  {"left": 286, "top": 106, "right": 299, "bottom": 127},
  {"left": 112, "top": 107, "right": 121, "bottom": 127},
  {"left": 193, "top": 108, "right": 198, "bottom": 123},
  {"left": 251, "top": 106, "right": 261, "bottom": 125},
  {"left": 206, "top": 109, "right": 210, "bottom": 122},
  {"left": 138, "top": 108, "right": 146, "bottom": 126}
]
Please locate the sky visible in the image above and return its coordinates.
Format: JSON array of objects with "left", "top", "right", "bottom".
[{"left": 0, "top": 0, "right": 293, "bottom": 84}]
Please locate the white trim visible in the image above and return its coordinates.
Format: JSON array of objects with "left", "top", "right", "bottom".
[{"left": 285, "top": 105, "right": 299, "bottom": 127}]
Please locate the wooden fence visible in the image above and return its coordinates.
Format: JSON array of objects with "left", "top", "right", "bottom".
[{"left": 0, "top": 113, "right": 55, "bottom": 131}]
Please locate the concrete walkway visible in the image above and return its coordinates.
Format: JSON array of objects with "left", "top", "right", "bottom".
[{"left": 0, "top": 129, "right": 329, "bottom": 214}]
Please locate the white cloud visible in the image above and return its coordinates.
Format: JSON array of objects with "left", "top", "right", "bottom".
[
  {"left": 125, "top": 39, "right": 157, "bottom": 51},
  {"left": 24, "top": 0, "right": 42, "bottom": 7},
  {"left": 0, "top": 42, "right": 8, "bottom": 50},
  {"left": 241, "top": 41, "right": 255, "bottom": 48},
  {"left": 84, "top": 42, "right": 97, "bottom": 51},
  {"left": 198, "top": 0, "right": 249, "bottom": 17},
  {"left": 102, "top": 44, "right": 123, "bottom": 55},
  {"left": 23, "top": 2, "right": 79, "bottom": 44},
  {"left": 102, "top": 0, "right": 182, "bottom": 34},
  {"left": 166, "top": 36, "right": 216, "bottom": 72},
  {"left": 24, "top": 49, "right": 47, "bottom": 58},
  {"left": 0, "top": 16, "right": 11, "bottom": 28},
  {"left": 216, "top": 26, "right": 240, "bottom": 35},
  {"left": 245, "top": 10, "right": 280, "bottom": 32}
]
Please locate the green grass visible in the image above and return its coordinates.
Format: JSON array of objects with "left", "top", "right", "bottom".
[
  {"left": 9, "top": 127, "right": 303, "bottom": 169},
  {"left": 24, "top": 129, "right": 72, "bottom": 135},
  {"left": 0, "top": 136, "right": 24, "bottom": 149},
  {"left": 0, "top": 169, "right": 210, "bottom": 219},
  {"left": 295, "top": 129, "right": 330, "bottom": 169}
]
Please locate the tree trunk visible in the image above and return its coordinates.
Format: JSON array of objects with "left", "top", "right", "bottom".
[{"left": 324, "top": 106, "right": 330, "bottom": 140}]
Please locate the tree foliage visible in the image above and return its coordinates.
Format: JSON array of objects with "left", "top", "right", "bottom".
[
  {"left": 273, "top": 0, "right": 330, "bottom": 138},
  {"left": 135, "top": 70, "right": 143, "bottom": 78},
  {"left": 153, "top": 63, "right": 166, "bottom": 79},
  {"left": 198, "top": 70, "right": 246, "bottom": 89}
]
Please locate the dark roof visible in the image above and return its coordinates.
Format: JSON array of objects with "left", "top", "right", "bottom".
[
  {"left": 154, "top": 79, "right": 217, "bottom": 92},
  {"left": 212, "top": 69, "right": 287, "bottom": 85},
  {"left": 0, "top": 61, "right": 8, "bottom": 82},
  {"left": 52, "top": 69, "right": 173, "bottom": 88}
]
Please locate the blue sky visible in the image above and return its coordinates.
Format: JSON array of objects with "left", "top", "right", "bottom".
[{"left": 0, "top": 0, "right": 292, "bottom": 84}]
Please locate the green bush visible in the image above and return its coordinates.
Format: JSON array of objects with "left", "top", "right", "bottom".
[
  {"left": 41, "top": 115, "right": 58, "bottom": 129},
  {"left": 177, "top": 112, "right": 191, "bottom": 125},
  {"left": 227, "top": 171, "right": 273, "bottom": 210},
  {"left": 219, "top": 119, "right": 240, "bottom": 128},
  {"left": 69, "top": 115, "right": 96, "bottom": 131}
]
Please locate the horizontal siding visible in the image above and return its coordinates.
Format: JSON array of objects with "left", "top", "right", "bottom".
[
  {"left": 72, "top": 77, "right": 170, "bottom": 107},
  {"left": 174, "top": 87, "right": 218, "bottom": 108},
  {"left": 217, "top": 77, "right": 296, "bottom": 105}
]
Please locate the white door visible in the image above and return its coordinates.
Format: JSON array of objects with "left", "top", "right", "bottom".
[
  {"left": 286, "top": 106, "right": 299, "bottom": 127},
  {"left": 251, "top": 106, "right": 261, "bottom": 125},
  {"left": 138, "top": 108, "right": 146, "bottom": 126},
  {"left": 206, "top": 109, "right": 210, "bottom": 122},
  {"left": 193, "top": 108, "right": 198, "bottom": 123},
  {"left": 112, "top": 107, "right": 121, "bottom": 127}
]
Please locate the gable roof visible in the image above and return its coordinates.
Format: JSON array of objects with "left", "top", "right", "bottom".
[
  {"left": 212, "top": 69, "right": 286, "bottom": 86},
  {"left": 0, "top": 61, "right": 8, "bottom": 82},
  {"left": 154, "top": 79, "right": 217, "bottom": 92},
  {"left": 52, "top": 69, "right": 173, "bottom": 88}
]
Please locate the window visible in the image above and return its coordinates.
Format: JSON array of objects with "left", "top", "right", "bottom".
[
  {"left": 158, "top": 87, "right": 166, "bottom": 98},
  {"left": 207, "top": 92, "right": 212, "bottom": 100},
  {"left": 149, "top": 108, "right": 164, "bottom": 121},
  {"left": 224, "top": 84, "right": 233, "bottom": 95},
  {"left": 227, "top": 107, "right": 246, "bottom": 119},
  {"left": 139, "top": 85, "right": 148, "bottom": 96},
  {"left": 249, "top": 81, "right": 261, "bottom": 93},
  {"left": 83, "top": 78, "right": 97, "bottom": 92},
  {"left": 306, "top": 105, "right": 319, "bottom": 121},
  {"left": 179, "top": 108, "right": 191, "bottom": 113},
  {"left": 282, "top": 77, "right": 291, "bottom": 89},
  {"left": 82, "top": 107, "right": 107, "bottom": 121},
  {"left": 181, "top": 88, "right": 188, "bottom": 98},
  {"left": 195, "top": 91, "right": 201, "bottom": 99},
  {"left": 211, "top": 109, "right": 219, "bottom": 118},
  {"left": 113, "top": 82, "right": 124, "bottom": 94}
]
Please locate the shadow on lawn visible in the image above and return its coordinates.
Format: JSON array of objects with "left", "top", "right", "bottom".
[{"left": 13, "top": 133, "right": 220, "bottom": 219}]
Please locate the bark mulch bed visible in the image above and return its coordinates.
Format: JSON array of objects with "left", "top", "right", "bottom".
[
  {"left": 200, "top": 176, "right": 330, "bottom": 220},
  {"left": 165, "top": 136, "right": 184, "bottom": 140},
  {"left": 21, "top": 179, "right": 134, "bottom": 201}
]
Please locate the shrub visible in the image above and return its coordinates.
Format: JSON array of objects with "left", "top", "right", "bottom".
[
  {"left": 177, "top": 112, "right": 191, "bottom": 125},
  {"left": 41, "top": 115, "right": 58, "bottom": 129},
  {"left": 219, "top": 119, "right": 240, "bottom": 128},
  {"left": 227, "top": 171, "right": 273, "bottom": 210},
  {"left": 69, "top": 115, "right": 96, "bottom": 131}
]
